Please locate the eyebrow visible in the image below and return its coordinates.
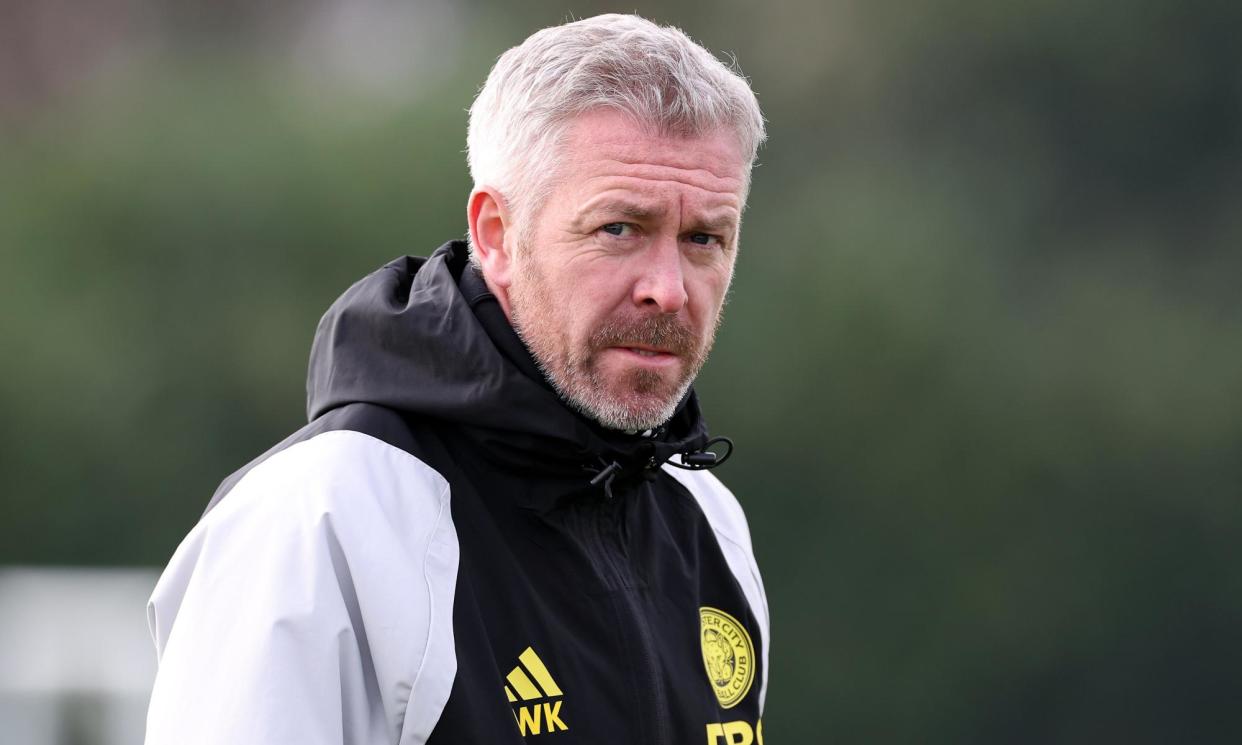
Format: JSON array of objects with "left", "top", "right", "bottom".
[
  {"left": 691, "top": 214, "right": 739, "bottom": 234},
  {"left": 574, "top": 199, "right": 738, "bottom": 235},
  {"left": 581, "top": 200, "right": 668, "bottom": 222}
]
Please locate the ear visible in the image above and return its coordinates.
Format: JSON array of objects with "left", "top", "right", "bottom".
[{"left": 467, "top": 187, "right": 517, "bottom": 292}]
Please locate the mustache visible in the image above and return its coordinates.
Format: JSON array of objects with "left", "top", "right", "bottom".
[{"left": 589, "top": 313, "right": 698, "bottom": 355}]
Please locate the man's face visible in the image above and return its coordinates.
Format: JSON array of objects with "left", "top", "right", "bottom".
[{"left": 505, "top": 110, "right": 747, "bottom": 431}]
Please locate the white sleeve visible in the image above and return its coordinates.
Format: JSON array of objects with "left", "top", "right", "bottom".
[
  {"left": 662, "top": 465, "right": 771, "bottom": 714},
  {"left": 145, "top": 431, "right": 460, "bottom": 745}
]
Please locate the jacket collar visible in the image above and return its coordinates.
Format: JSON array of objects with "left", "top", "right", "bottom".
[{"left": 307, "top": 241, "right": 712, "bottom": 509}]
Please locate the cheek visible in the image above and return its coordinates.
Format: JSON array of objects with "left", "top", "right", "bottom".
[
  {"left": 567, "top": 275, "right": 624, "bottom": 318},
  {"left": 690, "top": 268, "right": 732, "bottom": 313},
  {"left": 543, "top": 288, "right": 591, "bottom": 341}
]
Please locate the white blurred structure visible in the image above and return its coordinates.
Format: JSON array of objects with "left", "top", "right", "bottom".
[{"left": 0, "top": 567, "right": 158, "bottom": 745}]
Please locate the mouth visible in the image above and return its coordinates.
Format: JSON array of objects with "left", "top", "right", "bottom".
[
  {"left": 623, "top": 345, "right": 675, "bottom": 358},
  {"left": 607, "top": 345, "right": 681, "bottom": 366},
  {"left": 589, "top": 314, "right": 698, "bottom": 370}
]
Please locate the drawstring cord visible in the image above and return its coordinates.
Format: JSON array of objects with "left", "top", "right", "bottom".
[
  {"left": 585, "top": 435, "right": 735, "bottom": 498},
  {"left": 667, "top": 436, "right": 734, "bottom": 470},
  {"left": 587, "top": 460, "right": 624, "bottom": 500}
]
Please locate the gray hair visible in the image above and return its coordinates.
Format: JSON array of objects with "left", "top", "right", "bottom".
[{"left": 466, "top": 14, "right": 765, "bottom": 250}]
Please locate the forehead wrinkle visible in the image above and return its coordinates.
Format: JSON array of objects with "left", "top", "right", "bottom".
[
  {"left": 586, "top": 158, "right": 744, "bottom": 192},
  {"left": 581, "top": 172, "right": 743, "bottom": 205},
  {"left": 605, "top": 156, "right": 743, "bottom": 183},
  {"left": 577, "top": 196, "right": 669, "bottom": 223}
]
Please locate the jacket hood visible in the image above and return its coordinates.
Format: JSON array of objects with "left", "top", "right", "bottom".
[{"left": 306, "top": 241, "right": 713, "bottom": 481}]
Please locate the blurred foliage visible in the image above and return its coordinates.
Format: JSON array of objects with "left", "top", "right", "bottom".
[{"left": 2, "top": 1, "right": 1241, "bottom": 742}]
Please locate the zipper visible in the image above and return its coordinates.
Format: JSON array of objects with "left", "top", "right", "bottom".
[{"left": 574, "top": 490, "right": 672, "bottom": 745}]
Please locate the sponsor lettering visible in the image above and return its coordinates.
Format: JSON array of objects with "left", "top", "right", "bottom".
[
  {"left": 513, "top": 701, "right": 569, "bottom": 736},
  {"left": 706, "top": 719, "right": 764, "bottom": 745}
]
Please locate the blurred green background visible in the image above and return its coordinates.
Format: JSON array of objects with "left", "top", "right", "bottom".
[{"left": 3, "top": 0, "right": 1240, "bottom": 742}]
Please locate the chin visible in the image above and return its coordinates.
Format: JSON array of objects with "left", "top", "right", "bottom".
[
  {"left": 588, "top": 384, "right": 688, "bottom": 432},
  {"left": 550, "top": 357, "right": 694, "bottom": 431}
]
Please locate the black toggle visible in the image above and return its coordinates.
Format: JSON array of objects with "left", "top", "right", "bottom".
[
  {"left": 588, "top": 460, "right": 623, "bottom": 499},
  {"left": 668, "top": 436, "right": 734, "bottom": 471}
]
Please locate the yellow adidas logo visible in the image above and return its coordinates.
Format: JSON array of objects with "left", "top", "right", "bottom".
[{"left": 504, "top": 646, "right": 569, "bottom": 736}]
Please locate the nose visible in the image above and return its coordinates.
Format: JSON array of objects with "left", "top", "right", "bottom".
[{"left": 632, "top": 236, "right": 688, "bottom": 314}]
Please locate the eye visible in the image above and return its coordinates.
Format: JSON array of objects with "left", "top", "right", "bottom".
[
  {"left": 598, "top": 222, "right": 640, "bottom": 239},
  {"left": 687, "top": 232, "right": 724, "bottom": 248}
]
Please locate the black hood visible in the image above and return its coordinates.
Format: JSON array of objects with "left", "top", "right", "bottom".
[{"left": 306, "top": 241, "right": 714, "bottom": 480}]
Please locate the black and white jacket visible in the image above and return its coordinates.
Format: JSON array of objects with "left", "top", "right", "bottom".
[{"left": 145, "top": 242, "right": 769, "bottom": 745}]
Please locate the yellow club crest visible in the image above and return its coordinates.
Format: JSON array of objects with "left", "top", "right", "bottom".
[{"left": 699, "top": 606, "right": 755, "bottom": 709}]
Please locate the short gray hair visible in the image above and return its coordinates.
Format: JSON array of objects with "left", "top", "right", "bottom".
[{"left": 466, "top": 14, "right": 765, "bottom": 248}]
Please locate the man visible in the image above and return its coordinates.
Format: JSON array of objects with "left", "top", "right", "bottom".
[{"left": 146, "top": 14, "right": 768, "bottom": 745}]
